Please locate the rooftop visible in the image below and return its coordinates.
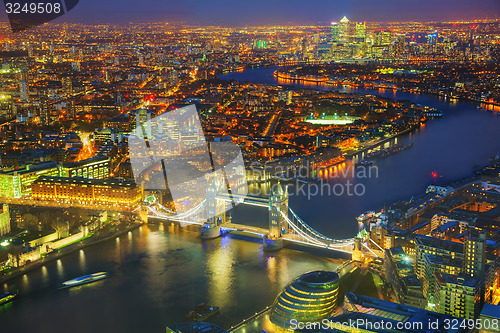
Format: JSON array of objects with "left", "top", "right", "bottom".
[
  {"left": 481, "top": 303, "right": 500, "bottom": 319},
  {"left": 62, "top": 156, "right": 109, "bottom": 169},
  {"left": 318, "top": 293, "right": 468, "bottom": 333},
  {"left": 415, "top": 235, "right": 463, "bottom": 254},
  {"left": 34, "top": 176, "right": 137, "bottom": 189},
  {"left": 300, "top": 270, "right": 339, "bottom": 285}
]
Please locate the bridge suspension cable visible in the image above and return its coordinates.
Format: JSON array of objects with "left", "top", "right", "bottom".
[
  {"left": 280, "top": 210, "right": 354, "bottom": 252},
  {"left": 287, "top": 207, "right": 355, "bottom": 245}
]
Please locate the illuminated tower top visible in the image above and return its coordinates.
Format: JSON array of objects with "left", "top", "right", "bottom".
[{"left": 340, "top": 16, "right": 349, "bottom": 23}]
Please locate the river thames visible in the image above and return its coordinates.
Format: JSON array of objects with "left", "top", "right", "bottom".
[{"left": 1, "top": 66, "right": 500, "bottom": 332}]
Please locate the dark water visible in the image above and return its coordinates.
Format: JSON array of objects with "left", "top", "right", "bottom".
[
  {"left": 2, "top": 66, "right": 500, "bottom": 333},
  {"left": 1, "top": 225, "right": 342, "bottom": 332}
]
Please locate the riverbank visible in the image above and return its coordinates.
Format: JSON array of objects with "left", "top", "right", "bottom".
[
  {"left": 0, "top": 222, "right": 141, "bottom": 285},
  {"left": 344, "top": 126, "right": 416, "bottom": 159},
  {"left": 223, "top": 64, "right": 499, "bottom": 109}
]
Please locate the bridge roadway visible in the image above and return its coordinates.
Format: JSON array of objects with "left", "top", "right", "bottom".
[{"left": 219, "top": 223, "right": 268, "bottom": 238}]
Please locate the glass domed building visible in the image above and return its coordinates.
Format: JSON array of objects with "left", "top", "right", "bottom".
[{"left": 270, "top": 270, "right": 339, "bottom": 331}]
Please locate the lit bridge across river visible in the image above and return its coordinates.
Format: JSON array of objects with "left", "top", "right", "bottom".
[{"left": 147, "top": 184, "right": 382, "bottom": 258}]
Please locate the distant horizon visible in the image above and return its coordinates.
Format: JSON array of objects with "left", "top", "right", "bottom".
[
  {"left": 0, "top": 17, "right": 497, "bottom": 28},
  {"left": 0, "top": 0, "right": 499, "bottom": 27}
]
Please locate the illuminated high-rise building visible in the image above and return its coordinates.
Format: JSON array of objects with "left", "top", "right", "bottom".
[
  {"left": 19, "top": 80, "right": 28, "bottom": 102},
  {"left": 339, "top": 16, "right": 350, "bottom": 43},
  {"left": 301, "top": 38, "right": 308, "bottom": 58},
  {"left": 135, "top": 108, "right": 152, "bottom": 139},
  {"left": 427, "top": 30, "right": 438, "bottom": 46},
  {"left": 331, "top": 22, "right": 339, "bottom": 43},
  {"left": 463, "top": 230, "right": 486, "bottom": 279},
  {"left": 62, "top": 76, "right": 73, "bottom": 96},
  {"left": 313, "top": 33, "right": 320, "bottom": 45},
  {"left": 253, "top": 40, "right": 268, "bottom": 49},
  {"left": 355, "top": 22, "right": 366, "bottom": 43},
  {"left": 39, "top": 99, "right": 53, "bottom": 125},
  {"left": 394, "top": 33, "right": 406, "bottom": 57},
  {"left": 374, "top": 29, "right": 392, "bottom": 46}
]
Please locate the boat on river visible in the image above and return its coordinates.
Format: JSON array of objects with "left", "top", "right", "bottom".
[{"left": 62, "top": 272, "right": 108, "bottom": 287}]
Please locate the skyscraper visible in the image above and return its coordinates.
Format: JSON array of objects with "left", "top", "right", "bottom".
[
  {"left": 339, "top": 16, "right": 350, "bottom": 43},
  {"left": 19, "top": 80, "right": 28, "bottom": 102},
  {"left": 301, "top": 38, "right": 308, "bottom": 58},
  {"left": 331, "top": 22, "right": 339, "bottom": 43},
  {"left": 136, "top": 108, "right": 152, "bottom": 140},
  {"left": 355, "top": 22, "right": 366, "bottom": 43},
  {"left": 374, "top": 30, "right": 393, "bottom": 46}
]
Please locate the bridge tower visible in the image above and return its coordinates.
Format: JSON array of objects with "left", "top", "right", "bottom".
[
  {"left": 138, "top": 206, "right": 149, "bottom": 224},
  {"left": 201, "top": 176, "right": 225, "bottom": 239},
  {"left": 264, "top": 182, "right": 289, "bottom": 251},
  {"left": 352, "top": 237, "right": 364, "bottom": 261}
]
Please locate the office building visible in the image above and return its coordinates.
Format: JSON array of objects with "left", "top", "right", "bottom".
[
  {"left": 58, "top": 156, "right": 110, "bottom": 179},
  {"left": 339, "top": 16, "right": 350, "bottom": 43},
  {"left": 354, "top": 22, "right": 366, "bottom": 43},
  {"left": 331, "top": 22, "right": 339, "bottom": 43},
  {"left": 135, "top": 108, "right": 152, "bottom": 139},
  {"left": 0, "top": 162, "right": 59, "bottom": 198},
  {"left": 270, "top": 270, "right": 339, "bottom": 330}
]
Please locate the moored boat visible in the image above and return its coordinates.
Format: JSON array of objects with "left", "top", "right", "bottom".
[
  {"left": 186, "top": 303, "right": 220, "bottom": 321},
  {"left": 0, "top": 291, "right": 17, "bottom": 305}
]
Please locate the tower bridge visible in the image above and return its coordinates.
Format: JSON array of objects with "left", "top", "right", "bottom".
[{"left": 147, "top": 181, "right": 380, "bottom": 259}]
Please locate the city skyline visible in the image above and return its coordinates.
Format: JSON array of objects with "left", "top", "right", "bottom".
[{"left": 0, "top": 0, "right": 498, "bottom": 26}]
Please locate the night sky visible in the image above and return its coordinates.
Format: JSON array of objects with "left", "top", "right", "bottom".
[{"left": 1, "top": 0, "right": 499, "bottom": 25}]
